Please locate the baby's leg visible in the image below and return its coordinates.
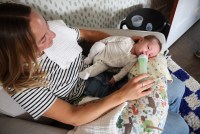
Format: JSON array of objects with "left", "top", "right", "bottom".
[
  {"left": 79, "top": 61, "right": 109, "bottom": 80},
  {"left": 84, "top": 42, "right": 105, "bottom": 64}
]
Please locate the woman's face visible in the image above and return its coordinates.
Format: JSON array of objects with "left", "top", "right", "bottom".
[{"left": 30, "top": 10, "right": 56, "bottom": 53}]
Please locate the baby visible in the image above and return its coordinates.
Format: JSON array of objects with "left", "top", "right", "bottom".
[{"left": 79, "top": 35, "right": 161, "bottom": 85}]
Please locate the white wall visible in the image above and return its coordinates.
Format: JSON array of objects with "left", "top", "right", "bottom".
[
  {"left": 16, "top": 0, "right": 150, "bottom": 28},
  {"left": 165, "top": 0, "right": 200, "bottom": 50},
  {"left": 3, "top": 0, "right": 198, "bottom": 51},
  {"left": 3, "top": 0, "right": 167, "bottom": 29}
]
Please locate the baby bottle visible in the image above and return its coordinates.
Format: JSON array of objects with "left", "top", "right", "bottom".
[{"left": 138, "top": 54, "right": 148, "bottom": 74}]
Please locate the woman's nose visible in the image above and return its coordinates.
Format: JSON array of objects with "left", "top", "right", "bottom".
[{"left": 46, "top": 30, "right": 56, "bottom": 39}]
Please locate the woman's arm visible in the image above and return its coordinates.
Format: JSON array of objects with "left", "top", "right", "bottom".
[
  {"left": 131, "top": 36, "right": 143, "bottom": 42},
  {"left": 79, "top": 29, "right": 110, "bottom": 44},
  {"left": 43, "top": 74, "right": 154, "bottom": 126},
  {"left": 79, "top": 29, "right": 143, "bottom": 44},
  {"left": 78, "top": 29, "right": 110, "bottom": 55}
]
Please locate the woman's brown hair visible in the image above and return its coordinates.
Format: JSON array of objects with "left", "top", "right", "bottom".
[{"left": 0, "top": 3, "right": 45, "bottom": 95}]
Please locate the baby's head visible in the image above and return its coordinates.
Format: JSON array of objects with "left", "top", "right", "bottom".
[{"left": 132, "top": 35, "right": 161, "bottom": 58}]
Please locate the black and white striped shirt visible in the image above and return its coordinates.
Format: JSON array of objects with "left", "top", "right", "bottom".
[{"left": 11, "top": 27, "right": 86, "bottom": 119}]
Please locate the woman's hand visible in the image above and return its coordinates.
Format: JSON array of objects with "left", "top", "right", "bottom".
[{"left": 118, "top": 74, "right": 154, "bottom": 101}]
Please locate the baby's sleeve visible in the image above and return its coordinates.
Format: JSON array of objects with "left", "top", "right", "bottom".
[{"left": 113, "top": 63, "right": 134, "bottom": 82}]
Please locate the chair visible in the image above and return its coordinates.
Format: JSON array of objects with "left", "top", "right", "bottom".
[{"left": 0, "top": 28, "right": 166, "bottom": 134}]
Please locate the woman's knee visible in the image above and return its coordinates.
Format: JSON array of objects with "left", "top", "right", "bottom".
[
  {"left": 167, "top": 76, "right": 185, "bottom": 98},
  {"left": 162, "top": 111, "right": 189, "bottom": 134}
]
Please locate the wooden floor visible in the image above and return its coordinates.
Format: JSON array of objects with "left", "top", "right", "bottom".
[{"left": 169, "top": 20, "right": 200, "bottom": 83}]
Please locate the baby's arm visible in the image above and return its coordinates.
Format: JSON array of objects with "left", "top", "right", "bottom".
[
  {"left": 109, "top": 63, "right": 135, "bottom": 85},
  {"left": 84, "top": 42, "right": 106, "bottom": 64}
]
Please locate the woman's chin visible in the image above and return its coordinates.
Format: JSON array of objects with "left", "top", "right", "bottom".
[{"left": 48, "top": 41, "right": 53, "bottom": 48}]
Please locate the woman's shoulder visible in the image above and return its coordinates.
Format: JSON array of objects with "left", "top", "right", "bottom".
[{"left": 11, "top": 87, "right": 57, "bottom": 119}]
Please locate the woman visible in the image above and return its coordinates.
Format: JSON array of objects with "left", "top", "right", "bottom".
[{"left": 0, "top": 3, "right": 188, "bottom": 134}]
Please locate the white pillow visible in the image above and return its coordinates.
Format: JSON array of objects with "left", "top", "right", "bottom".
[{"left": 68, "top": 97, "right": 127, "bottom": 134}]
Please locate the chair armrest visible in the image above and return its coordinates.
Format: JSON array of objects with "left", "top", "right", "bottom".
[{"left": 0, "top": 116, "right": 68, "bottom": 134}]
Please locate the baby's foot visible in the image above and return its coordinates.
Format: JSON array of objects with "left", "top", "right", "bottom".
[
  {"left": 84, "top": 57, "right": 92, "bottom": 65},
  {"left": 79, "top": 71, "right": 90, "bottom": 80}
]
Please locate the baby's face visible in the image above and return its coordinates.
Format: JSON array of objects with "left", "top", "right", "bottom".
[{"left": 133, "top": 39, "right": 160, "bottom": 57}]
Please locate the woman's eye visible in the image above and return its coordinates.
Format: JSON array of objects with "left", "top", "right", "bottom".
[
  {"left": 42, "top": 35, "right": 47, "bottom": 43},
  {"left": 41, "top": 38, "right": 46, "bottom": 44}
]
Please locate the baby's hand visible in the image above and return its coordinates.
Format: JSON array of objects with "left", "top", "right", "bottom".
[{"left": 108, "top": 77, "right": 116, "bottom": 86}]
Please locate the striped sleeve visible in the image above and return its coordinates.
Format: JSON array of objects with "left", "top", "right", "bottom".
[{"left": 11, "top": 87, "right": 57, "bottom": 119}]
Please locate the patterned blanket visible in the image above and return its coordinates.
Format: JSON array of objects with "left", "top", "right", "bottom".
[
  {"left": 117, "top": 78, "right": 168, "bottom": 134},
  {"left": 70, "top": 57, "right": 199, "bottom": 134},
  {"left": 167, "top": 58, "right": 200, "bottom": 134}
]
